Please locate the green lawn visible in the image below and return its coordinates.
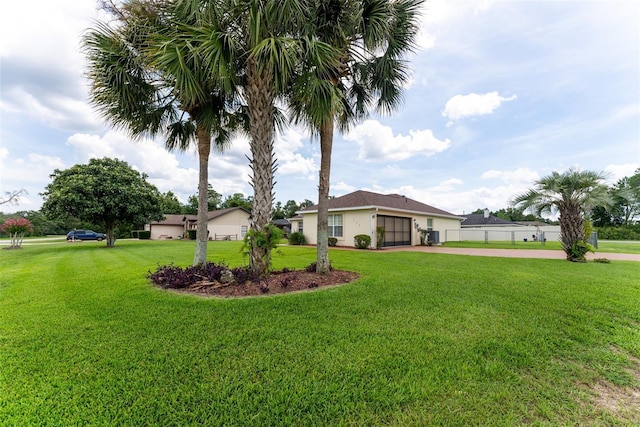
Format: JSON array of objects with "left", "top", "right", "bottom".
[
  {"left": 1, "top": 240, "right": 639, "bottom": 425},
  {"left": 443, "top": 239, "right": 640, "bottom": 254}
]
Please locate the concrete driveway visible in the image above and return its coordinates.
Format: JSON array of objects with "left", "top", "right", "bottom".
[{"left": 382, "top": 245, "right": 640, "bottom": 262}]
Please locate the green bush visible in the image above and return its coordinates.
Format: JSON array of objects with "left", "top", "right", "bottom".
[
  {"left": 354, "top": 234, "right": 371, "bottom": 249},
  {"left": 137, "top": 231, "right": 151, "bottom": 239},
  {"left": 595, "top": 226, "right": 640, "bottom": 240},
  {"left": 376, "top": 227, "right": 385, "bottom": 249},
  {"left": 328, "top": 237, "right": 337, "bottom": 247},
  {"left": 288, "top": 231, "right": 306, "bottom": 245},
  {"left": 187, "top": 230, "right": 196, "bottom": 240}
]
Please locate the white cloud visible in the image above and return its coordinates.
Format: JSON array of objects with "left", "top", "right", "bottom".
[
  {"left": 443, "top": 91, "right": 517, "bottom": 121},
  {"left": 481, "top": 168, "right": 539, "bottom": 185},
  {"left": 66, "top": 131, "right": 202, "bottom": 200},
  {"left": 274, "top": 129, "right": 318, "bottom": 177},
  {"left": 344, "top": 120, "right": 451, "bottom": 162},
  {"left": 604, "top": 163, "right": 639, "bottom": 183}
]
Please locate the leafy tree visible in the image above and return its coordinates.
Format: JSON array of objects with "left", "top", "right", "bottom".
[
  {"left": 220, "top": 193, "right": 253, "bottom": 212},
  {"left": 591, "top": 169, "right": 640, "bottom": 227},
  {"left": 0, "top": 217, "right": 33, "bottom": 249},
  {"left": 512, "top": 168, "right": 610, "bottom": 262},
  {"left": 283, "top": 200, "right": 300, "bottom": 219},
  {"left": 288, "top": 0, "right": 423, "bottom": 273},
  {"left": 160, "top": 191, "right": 183, "bottom": 215},
  {"left": 84, "top": 1, "right": 240, "bottom": 265},
  {"left": 184, "top": 195, "right": 199, "bottom": 215},
  {"left": 40, "top": 158, "right": 164, "bottom": 247},
  {"left": 272, "top": 201, "right": 285, "bottom": 220}
]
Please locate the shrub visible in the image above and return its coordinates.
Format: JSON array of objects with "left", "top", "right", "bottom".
[
  {"left": 328, "top": 237, "right": 337, "bottom": 247},
  {"left": 1, "top": 218, "right": 33, "bottom": 249},
  {"left": 595, "top": 226, "right": 640, "bottom": 240},
  {"left": 354, "top": 234, "right": 371, "bottom": 249},
  {"left": 187, "top": 230, "right": 196, "bottom": 240},
  {"left": 376, "top": 227, "right": 385, "bottom": 249},
  {"left": 137, "top": 231, "right": 151, "bottom": 239},
  {"left": 288, "top": 231, "right": 306, "bottom": 245},
  {"left": 147, "top": 262, "right": 254, "bottom": 288},
  {"left": 568, "top": 241, "right": 594, "bottom": 263}
]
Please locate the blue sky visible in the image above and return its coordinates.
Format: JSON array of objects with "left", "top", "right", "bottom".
[{"left": 1, "top": 0, "right": 639, "bottom": 215}]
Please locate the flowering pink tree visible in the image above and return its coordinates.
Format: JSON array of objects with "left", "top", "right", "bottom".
[{"left": 1, "top": 218, "right": 33, "bottom": 249}]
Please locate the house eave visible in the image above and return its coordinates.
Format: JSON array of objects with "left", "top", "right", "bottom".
[{"left": 299, "top": 205, "right": 463, "bottom": 221}]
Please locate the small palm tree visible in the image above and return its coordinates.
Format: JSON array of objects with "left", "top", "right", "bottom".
[
  {"left": 512, "top": 168, "right": 610, "bottom": 262},
  {"left": 289, "top": 0, "right": 423, "bottom": 273},
  {"left": 84, "top": 2, "right": 240, "bottom": 265}
]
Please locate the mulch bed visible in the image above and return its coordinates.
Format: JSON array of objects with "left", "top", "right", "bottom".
[{"left": 165, "top": 269, "right": 360, "bottom": 298}]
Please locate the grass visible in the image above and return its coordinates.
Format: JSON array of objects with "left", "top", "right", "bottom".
[
  {"left": 443, "top": 239, "right": 640, "bottom": 254},
  {"left": 1, "top": 240, "right": 639, "bottom": 425}
]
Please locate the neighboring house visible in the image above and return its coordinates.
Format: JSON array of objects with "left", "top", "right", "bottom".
[
  {"left": 146, "top": 214, "right": 197, "bottom": 240},
  {"left": 272, "top": 218, "right": 291, "bottom": 237},
  {"left": 455, "top": 210, "right": 560, "bottom": 242},
  {"left": 146, "top": 207, "right": 250, "bottom": 240},
  {"left": 460, "top": 210, "right": 520, "bottom": 228},
  {"left": 297, "top": 190, "right": 462, "bottom": 248}
]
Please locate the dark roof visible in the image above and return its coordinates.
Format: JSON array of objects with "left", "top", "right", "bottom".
[
  {"left": 150, "top": 214, "right": 196, "bottom": 225},
  {"left": 460, "top": 214, "right": 519, "bottom": 227},
  {"left": 299, "top": 190, "right": 459, "bottom": 218}
]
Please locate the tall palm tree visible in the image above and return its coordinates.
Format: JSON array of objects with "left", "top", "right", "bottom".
[
  {"left": 182, "top": 0, "right": 338, "bottom": 277},
  {"left": 289, "top": 0, "right": 423, "bottom": 273},
  {"left": 84, "top": 1, "right": 239, "bottom": 266},
  {"left": 512, "top": 168, "right": 610, "bottom": 262}
]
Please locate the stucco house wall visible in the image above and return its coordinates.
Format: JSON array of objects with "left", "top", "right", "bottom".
[
  {"left": 298, "top": 191, "right": 462, "bottom": 248},
  {"left": 207, "top": 208, "right": 250, "bottom": 240}
]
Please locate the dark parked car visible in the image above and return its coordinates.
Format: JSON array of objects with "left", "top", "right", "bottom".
[{"left": 66, "top": 230, "right": 106, "bottom": 241}]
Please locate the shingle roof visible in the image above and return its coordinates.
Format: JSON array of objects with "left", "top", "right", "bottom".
[
  {"left": 206, "top": 206, "right": 250, "bottom": 220},
  {"left": 299, "top": 190, "right": 459, "bottom": 218},
  {"left": 460, "top": 214, "right": 519, "bottom": 226},
  {"left": 150, "top": 214, "right": 196, "bottom": 225}
]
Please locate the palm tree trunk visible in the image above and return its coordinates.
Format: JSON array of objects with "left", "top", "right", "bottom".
[
  {"left": 316, "top": 117, "right": 334, "bottom": 274},
  {"left": 193, "top": 123, "right": 211, "bottom": 266},
  {"left": 246, "top": 59, "right": 276, "bottom": 277},
  {"left": 559, "top": 203, "right": 584, "bottom": 261}
]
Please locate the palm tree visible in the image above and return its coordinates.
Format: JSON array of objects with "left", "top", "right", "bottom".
[
  {"left": 512, "top": 168, "right": 610, "bottom": 262},
  {"left": 289, "top": 0, "right": 423, "bottom": 273},
  {"left": 84, "top": 1, "right": 239, "bottom": 266},
  {"left": 182, "top": 0, "right": 338, "bottom": 277}
]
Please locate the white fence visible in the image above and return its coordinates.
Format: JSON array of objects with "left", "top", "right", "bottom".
[{"left": 444, "top": 226, "right": 562, "bottom": 244}]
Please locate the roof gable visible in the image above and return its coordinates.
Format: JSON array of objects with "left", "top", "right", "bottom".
[
  {"left": 206, "top": 206, "right": 250, "bottom": 220},
  {"left": 299, "top": 190, "right": 458, "bottom": 218}
]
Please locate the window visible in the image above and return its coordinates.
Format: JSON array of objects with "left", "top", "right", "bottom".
[
  {"left": 328, "top": 214, "right": 343, "bottom": 237},
  {"left": 427, "top": 219, "right": 433, "bottom": 231},
  {"left": 241, "top": 225, "right": 248, "bottom": 237},
  {"left": 298, "top": 222, "right": 303, "bottom": 233}
]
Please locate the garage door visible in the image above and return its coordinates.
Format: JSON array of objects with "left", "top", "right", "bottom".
[{"left": 377, "top": 215, "right": 411, "bottom": 247}]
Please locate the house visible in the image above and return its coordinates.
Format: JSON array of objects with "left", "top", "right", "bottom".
[
  {"left": 146, "top": 214, "right": 197, "bottom": 240},
  {"left": 296, "top": 190, "right": 462, "bottom": 248},
  {"left": 460, "top": 209, "right": 519, "bottom": 228},
  {"left": 272, "top": 218, "right": 292, "bottom": 237},
  {"left": 455, "top": 210, "right": 560, "bottom": 242},
  {"left": 146, "top": 207, "right": 250, "bottom": 240}
]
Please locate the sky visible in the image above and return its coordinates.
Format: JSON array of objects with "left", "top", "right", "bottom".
[{"left": 1, "top": 0, "right": 639, "bottom": 216}]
